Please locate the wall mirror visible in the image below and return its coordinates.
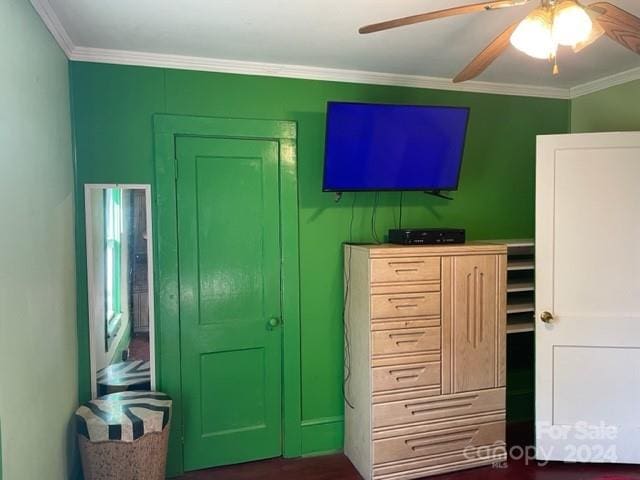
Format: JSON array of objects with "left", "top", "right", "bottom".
[{"left": 85, "top": 184, "right": 155, "bottom": 399}]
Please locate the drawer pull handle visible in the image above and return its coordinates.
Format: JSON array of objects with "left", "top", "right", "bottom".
[
  {"left": 389, "top": 331, "right": 424, "bottom": 346},
  {"left": 394, "top": 268, "right": 419, "bottom": 274},
  {"left": 405, "top": 430, "right": 477, "bottom": 451},
  {"left": 389, "top": 366, "right": 424, "bottom": 382},
  {"left": 388, "top": 296, "right": 425, "bottom": 302},
  {"left": 404, "top": 394, "right": 477, "bottom": 408},
  {"left": 405, "top": 401, "right": 474, "bottom": 415},
  {"left": 404, "top": 394, "right": 477, "bottom": 410},
  {"left": 388, "top": 261, "right": 425, "bottom": 266},
  {"left": 394, "top": 304, "right": 418, "bottom": 310}
]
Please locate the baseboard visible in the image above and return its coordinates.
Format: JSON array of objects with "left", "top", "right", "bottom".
[{"left": 300, "top": 416, "right": 344, "bottom": 456}]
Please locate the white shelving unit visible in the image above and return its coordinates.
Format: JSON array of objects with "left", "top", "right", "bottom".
[
  {"left": 507, "top": 258, "right": 534, "bottom": 271},
  {"left": 492, "top": 239, "right": 535, "bottom": 334}
]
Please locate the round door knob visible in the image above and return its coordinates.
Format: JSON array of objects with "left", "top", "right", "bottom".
[
  {"left": 540, "top": 311, "right": 554, "bottom": 324},
  {"left": 267, "top": 317, "right": 281, "bottom": 329}
]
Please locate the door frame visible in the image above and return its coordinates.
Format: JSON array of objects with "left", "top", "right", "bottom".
[{"left": 153, "top": 114, "right": 301, "bottom": 476}]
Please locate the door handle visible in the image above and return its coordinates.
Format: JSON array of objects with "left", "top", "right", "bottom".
[
  {"left": 540, "top": 311, "right": 554, "bottom": 324},
  {"left": 267, "top": 317, "right": 281, "bottom": 330}
]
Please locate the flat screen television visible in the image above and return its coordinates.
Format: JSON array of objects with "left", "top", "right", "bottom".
[{"left": 322, "top": 102, "right": 470, "bottom": 192}]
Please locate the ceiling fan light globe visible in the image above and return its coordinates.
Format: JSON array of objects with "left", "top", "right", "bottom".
[
  {"left": 510, "top": 8, "right": 556, "bottom": 60},
  {"left": 552, "top": 1, "right": 593, "bottom": 46}
]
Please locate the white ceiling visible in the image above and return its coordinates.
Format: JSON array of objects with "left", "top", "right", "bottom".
[{"left": 34, "top": 0, "right": 640, "bottom": 97}]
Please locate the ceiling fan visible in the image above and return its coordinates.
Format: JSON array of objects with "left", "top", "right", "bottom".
[{"left": 359, "top": 1, "right": 640, "bottom": 82}]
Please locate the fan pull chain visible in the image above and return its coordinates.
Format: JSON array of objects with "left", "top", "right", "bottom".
[{"left": 551, "top": 49, "right": 559, "bottom": 76}]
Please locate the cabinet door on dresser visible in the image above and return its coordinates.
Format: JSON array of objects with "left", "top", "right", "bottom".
[{"left": 442, "top": 254, "right": 506, "bottom": 394}]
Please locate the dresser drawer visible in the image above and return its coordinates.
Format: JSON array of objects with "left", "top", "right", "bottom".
[
  {"left": 372, "top": 327, "right": 441, "bottom": 357},
  {"left": 373, "top": 418, "right": 505, "bottom": 466},
  {"left": 373, "top": 388, "right": 505, "bottom": 430},
  {"left": 371, "top": 257, "right": 440, "bottom": 284},
  {"left": 372, "top": 361, "right": 440, "bottom": 394},
  {"left": 372, "top": 291, "right": 440, "bottom": 320}
]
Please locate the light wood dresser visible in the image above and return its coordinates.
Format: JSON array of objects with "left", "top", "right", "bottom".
[{"left": 344, "top": 243, "right": 507, "bottom": 480}]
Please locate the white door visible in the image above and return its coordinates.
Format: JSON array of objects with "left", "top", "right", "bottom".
[{"left": 536, "top": 132, "right": 640, "bottom": 464}]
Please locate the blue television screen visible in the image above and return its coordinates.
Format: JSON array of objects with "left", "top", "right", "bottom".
[{"left": 322, "top": 102, "right": 470, "bottom": 192}]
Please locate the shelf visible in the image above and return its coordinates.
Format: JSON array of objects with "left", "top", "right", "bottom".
[
  {"left": 506, "top": 386, "right": 535, "bottom": 396},
  {"left": 491, "top": 239, "right": 534, "bottom": 248},
  {"left": 507, "top": 302, "right": 535, "bottom": 314},
  {"left": 507, "top": 259, "right": 534, "bottom": 271},
  {"left": 507, "top": 320, "right": 535, "bottom": 334},
  {"left": 490, "top": 238, "right": 536, "bottom": 336},
  {"left": 507, "top": 281, "right": 535, "bottom": 293}
]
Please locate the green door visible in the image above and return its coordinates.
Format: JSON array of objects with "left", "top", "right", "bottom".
[{"left": 176, "top": 136, "right": 282, "bottom": 470}]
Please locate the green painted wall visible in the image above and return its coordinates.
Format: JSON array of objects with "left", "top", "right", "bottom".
[
  {"left": 70, "top": 62, "right": 569, "bottom": 465},
  {"left": 571, "top": 79, "right": 640, "bottom": 132},
  {"left": 0, "top": 2, "right": 77, "bottom": 479}
]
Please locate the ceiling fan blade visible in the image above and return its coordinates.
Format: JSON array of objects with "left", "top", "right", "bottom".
[
  {"left": 453, "top": 21, "right": 519, "bottom": 83},
  {"left": 587, "top": 2, "right": 640, "bottom": 55},
  {"left": 573, "top": 9, "right": 605, "bottom": 53},
  {"left": 359, "top": 0, "right": 529, "bottom": 34}
]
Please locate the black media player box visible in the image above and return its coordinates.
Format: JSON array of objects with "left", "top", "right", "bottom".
[{"left": 388, "top": 228, "right": 466, "bottom": 245}]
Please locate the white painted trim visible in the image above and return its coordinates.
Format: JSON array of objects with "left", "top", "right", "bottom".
[
  {"left": 68, "top": 45, "right": 571, "bottom": 99},
  {"left": 569, "top": 66, "right": 640, "bottom": 98},
  {"left": 30, "top": 0, "right": 73, "bottom": 56},
  {"left": 145, "top": 185, "right": 157, "bottom": 400},
  {"left": 85, "top": 184, "right": 156, "bottom": 399},
  {"left": 28, "top": 0, "right": 640, "bottom": 100}
]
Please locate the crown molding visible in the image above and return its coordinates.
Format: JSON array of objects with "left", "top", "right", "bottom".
[
  {"left": 569, "top": 66, "right": 640, "bottom": 98},
  {"left": 30, "top": 0, "right": 638, "bottom": 101},
  {"left": 30, "top": 0, "right": 73, "bottom": 56},
  {"left": 68, "top": 46, "right": 571, "bottom": 99}
]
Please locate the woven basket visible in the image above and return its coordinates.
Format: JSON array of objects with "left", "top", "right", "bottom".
[{"left": 78, "top": 422, "right": 170, "bottom": 480}]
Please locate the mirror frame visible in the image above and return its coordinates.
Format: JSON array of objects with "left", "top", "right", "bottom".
[{"left": 84, "top": 183, "right": 156, "bottom": 399}]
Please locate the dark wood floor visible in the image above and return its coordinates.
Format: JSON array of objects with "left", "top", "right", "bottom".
[
  {"left": 178, "top": 424, "right": 640, "bottom": 480},
  {"left": 128, "top": 332, "right": 149, "bottom": 361}
]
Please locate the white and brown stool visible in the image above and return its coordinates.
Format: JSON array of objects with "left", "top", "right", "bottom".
[
  {"left": 96, "top": 360, "right": 151, "bottom": 396},
  {"left": 75, "top": 391, "right": 172, "bottom": 480}
]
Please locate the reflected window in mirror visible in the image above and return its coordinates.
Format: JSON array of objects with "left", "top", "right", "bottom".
[
  {"left": 85, "top": 184, "right": 155, "bottom": 399},
  {"left": 104, "top": 187, "right": 123, "bottom": 349}
]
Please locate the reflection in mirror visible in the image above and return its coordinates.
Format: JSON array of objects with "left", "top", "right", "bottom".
[{"left": 85, "top": 185, "right": 155, "bottom": 399}]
